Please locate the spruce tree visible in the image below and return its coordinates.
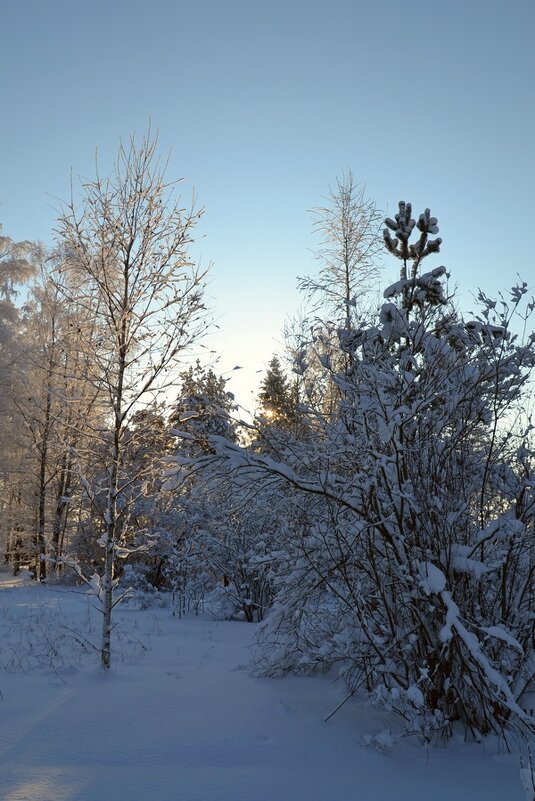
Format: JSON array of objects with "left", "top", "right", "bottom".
[{"left": 257, "top": 356, "right": 294, "bottom": 426}]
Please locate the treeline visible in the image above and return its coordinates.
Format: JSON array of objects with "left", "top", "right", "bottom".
[{"left": 1, "top": 135, "right": 535, "bottom": 745}]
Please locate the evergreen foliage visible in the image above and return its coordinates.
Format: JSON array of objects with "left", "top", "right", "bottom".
[{"left": 257, "top": 357, "right": 294, "bottom": 423}]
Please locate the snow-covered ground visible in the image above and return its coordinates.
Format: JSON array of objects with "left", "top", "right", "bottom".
[{"left": 0, "top": 572, "right": 529, "bottom": 801}]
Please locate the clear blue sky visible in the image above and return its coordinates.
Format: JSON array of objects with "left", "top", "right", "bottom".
[{"left": 2, "top": 0, "right": 534, "bottom": 408}]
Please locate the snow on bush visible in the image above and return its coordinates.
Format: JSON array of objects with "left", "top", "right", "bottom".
[{"left": 187, "top": 202, "right": 535, "bottom": 745}]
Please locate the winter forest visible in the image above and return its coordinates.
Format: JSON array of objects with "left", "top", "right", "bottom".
[{"left": 2, "top": 133, "right": 535, "bottom": 800}]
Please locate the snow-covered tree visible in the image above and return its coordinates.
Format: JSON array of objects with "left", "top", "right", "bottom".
[
  {"left": 7, "top": 255, "right": 111, "bottom": 581},
  {"left": 164, "top": 362, "right": 294, "bottom": 620},
  {"left": 172, "top": 361, "right": 237, "bottom": 453},
  {"left": 54, "top": 131, "right": 208, "bottom": 667},
  {"left": 119, "top": 365, "right": 236, "bottom": 604},
  {"left": 191, "top": 201, "right": 535, "bottom": 743},
  {"left": 0, "top": 228, "right": 39, "bottom": 572}
]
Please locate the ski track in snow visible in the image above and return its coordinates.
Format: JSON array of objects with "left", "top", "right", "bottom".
[{"left": 0, "top": 574, "right": 527, "bottom": 801}]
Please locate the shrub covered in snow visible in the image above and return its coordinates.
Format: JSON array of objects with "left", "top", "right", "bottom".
[{"left": 190, "top": 202, "right": 535, "bottom": 744}]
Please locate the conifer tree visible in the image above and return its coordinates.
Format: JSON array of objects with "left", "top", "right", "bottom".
[{"left": 257, "top": 356, "right": 294, "bottom": 426}]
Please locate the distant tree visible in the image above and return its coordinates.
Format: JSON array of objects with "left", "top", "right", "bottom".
[
  {"left": 294, "top": 174, "right": 383, "bottom": 424},
  {"left": 9, "top": 258, "right": 109, "bottom": 580},
  {"left": 14, "top": 278, "right": 64, "bottom": 581},
  {"left": 257, "top": 356, "right": 295, "bottom": 424},
  {"left": 0, "top": 228, "right": 38, "bottom": 572},
  {"left": 150, "top": 362, "right": 239, "bottom": 607},
  {"left": 172, "top": 361, "right": 237, "bottom": 453},
  {"left": 110, "top": 405, "right": 177, "bottom": 591},
  {"left": 299, "top": 171, "right": 383, "bottom": 330},
  {"left": 192, "top": 492, "right": 284, "bottom": 622}
]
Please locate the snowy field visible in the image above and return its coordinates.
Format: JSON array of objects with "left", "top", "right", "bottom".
[{"left": 0, "top": 572, "right": 528, "bottom": 801}]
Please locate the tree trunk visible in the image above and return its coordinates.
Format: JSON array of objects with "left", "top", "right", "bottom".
[
  {"left": 51, "top": 444, "right": 75, "bottom": 573},
  {"left": 101, "top": 533, "right": 115, "bottom": 668}
]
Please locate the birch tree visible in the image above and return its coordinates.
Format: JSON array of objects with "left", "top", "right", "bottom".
[
  {"left": 299, "top": 172, "right": 383, "bottom": 329},
  {"left": 56, "top": 132, "right": 207, "bottom": 667},
  {"left": 12, "top": 265, "right": 104, "bottom": 579},
  {"left": 296, "top": 174, "right": 383, "bottom": 420},
  {"left": 0, "top": 228, "right": 38, "bottom": 570}
]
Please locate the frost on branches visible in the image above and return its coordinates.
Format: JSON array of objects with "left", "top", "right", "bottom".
[{"left": 185, "top": 201, "right": 535, "bottom": 744}]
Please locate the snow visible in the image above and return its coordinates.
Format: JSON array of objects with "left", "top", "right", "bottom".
[
  {"left": 439, "top": 589, "right": 532, "bottom": 724},
  {"left": 449, "top": 545, "right": 492, "bottom": 579},
  {"left": 418, "top": 561, "right": 447, "bottom": 594},
  {"left": 0, "top": 572, "right": 528, "bottom": 801},
  {"left": 481, "top": 625, "right": 524, "bottom": 653},
  {"left": 520, "top": 763, "right": 535, "bottom": 800},
  {"left": 406, "top": 685, "right": 425, "bottom": 708}
]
